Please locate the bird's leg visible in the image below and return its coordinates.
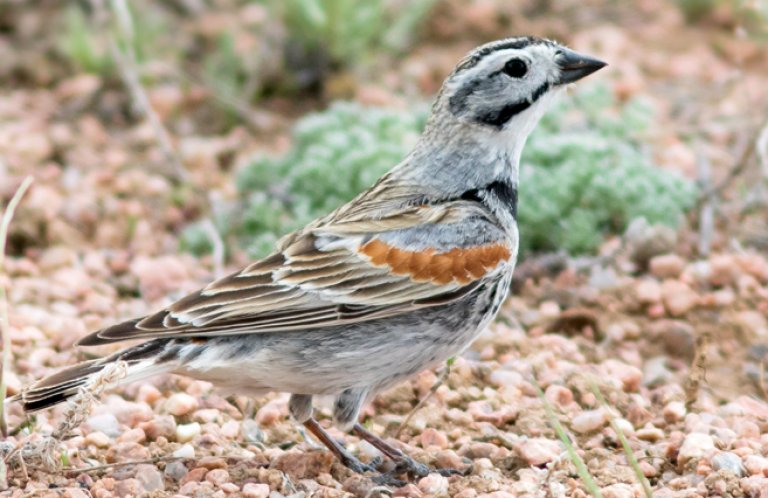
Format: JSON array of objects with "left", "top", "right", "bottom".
[
  {"left": 302, "top": 418, "right": 379, "bottom": 475},
  {"left": 352, "top": 423, "right": 464, "bottom": 478}
]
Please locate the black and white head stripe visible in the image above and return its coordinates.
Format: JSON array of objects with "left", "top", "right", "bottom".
[
  {"left": 444, "top": 37, "right": 579, "bottom": 130},
  {"left": 452, "top": 37, "right": 558, "bottom": 74}
]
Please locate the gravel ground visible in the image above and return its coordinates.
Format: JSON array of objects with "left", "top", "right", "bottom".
[{"left": 2, "top": 1, "right": 768, "bottom": 497}]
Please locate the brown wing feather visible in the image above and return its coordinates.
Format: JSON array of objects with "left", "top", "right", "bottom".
[{"left": 77, "top": 201, "right": 511, "bottom": 347}]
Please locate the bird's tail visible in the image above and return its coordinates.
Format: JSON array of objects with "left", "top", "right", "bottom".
[{"left": 11, "top": 340, "right": 170, "bottom": 412}]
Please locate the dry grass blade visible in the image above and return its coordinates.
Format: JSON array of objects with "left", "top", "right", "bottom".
[
  {"left": 533, "top": 381, "right": 602, "bottom": 498},
  {"left": 393, "top": 357, "right": 453, "bottom": 439},
  {"left": 0, "top": 175, "right": 34, "bottom": 437},
  {"left": 588, "top": 379, "right": 653, "bottom": 498}
]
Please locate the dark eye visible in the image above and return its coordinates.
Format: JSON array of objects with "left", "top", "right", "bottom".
[{"left": 502, "top": 58, "right": 527, "bottom": 78}]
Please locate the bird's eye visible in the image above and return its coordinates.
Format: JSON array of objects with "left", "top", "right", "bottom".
[{"left": 502, "top": 58, "right": 527, "bottom": 78}]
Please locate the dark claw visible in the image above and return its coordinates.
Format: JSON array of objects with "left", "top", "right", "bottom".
[
  {"left": 393, "top": 456, "right": 430, "bottom": 477},
  {"left": 340, "top": 455, "right": 379, "bottom": 474},
  {"left": 435, "top": 467, "right": 467, "bottom": 477},
  {"left": 371, "top": 472, "right": 407, "bottom": 487}
]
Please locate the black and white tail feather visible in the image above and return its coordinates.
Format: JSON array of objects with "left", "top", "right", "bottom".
[{"left": 13, "top": 340, "right": 169, "bottom": 412}]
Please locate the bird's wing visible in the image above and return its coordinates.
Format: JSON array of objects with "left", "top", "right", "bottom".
[{"left": 78, "top": 199, "right": 515, "bottom": 346}]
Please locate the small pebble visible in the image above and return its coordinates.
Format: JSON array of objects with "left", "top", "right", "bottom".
[
  {"left": 85, "top": 431, "right": 111, "bottom": 448},
  {"left": 649, "top": 254, "right": 685, "bottom": 279},
  {"left": 164, "top": 460, "right": 189, "bottom": 481},
  {"left": 117, "top": 427, "right": 146, "bottom": 444},
  {"left": 176, "top": 422, "right": 201, "bottom": 443},
  {"left": 115, "top": 478, "right": 143, "bottom": 497},
  {"left": 600, "top": 483, "right": 635, "bottom": 498},
  {"left": 636, "top": 425, "right": 665, "bottom": 442},
  {"left": 84, "top": 413, "right": 121, "bottom": 437},
  {"left": 678, "top": 433, "right": 716, "bottom": 465},
  {"left": 635, "top": 279, "right": 662, "bottom": 304},
  {"left": 173, "top": 443, "right": 196, "bottom": 459},
  {"left": 743, "top": 454, "right": 768, "bottom": 476},
  {"left": 205, "top": 468, "right": 230, "bottom": 487},
  {"left": 711, "top": 452, "right": 745, "bottom": 477},
  {"left": 420, "top": 428, "right": 449, "bottom": 449},
  {"left": 166, "top": 393, "right": 199, "bottom": 416},
  {"left": 221, "top": 420, "right": 240, "bottom": 439},
  {"left": 661, "top": 280, "right": 699, "bottom": 316},
  {"left": 663, "top": 401, "right": 687, "bottom": 423},
  {"left": 241, "top": 419, "right": 265, "bottom": 443},
  {"left": 221, "top": 483, "right": 240, "bottom": 493},
  {"left": 515, "top": 438, "right": 561, "bottom": 466},
  {"left": 180, "top": 467, "right": 207, "bottom": 485},
  {"left": 135, "top": 464, "right": 164, "bottom": 492},
  {"left": 242, "top": 482, "right": 270, "bottom": 498},
  {"left": 417, "top": 473, "right": 448, "bottom": 494},
  {"left": 136, "top": 384, "right": 162, "bottom": 405},
  {"left": 571, "top": 408, "right": 607, "bottom": 433}
]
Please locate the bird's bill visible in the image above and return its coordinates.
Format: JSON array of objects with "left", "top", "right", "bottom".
[{"left": 556, "top": 48, "right": 607, "bottom": 85}]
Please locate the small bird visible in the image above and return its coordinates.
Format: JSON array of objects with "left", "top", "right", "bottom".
[{"left": 16, "top": 37, "right": 605, "bottom": 482}]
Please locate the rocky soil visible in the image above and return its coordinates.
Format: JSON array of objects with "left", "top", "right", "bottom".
[{"left": 2, "top": 1, "right": 768, "bottom": 497}]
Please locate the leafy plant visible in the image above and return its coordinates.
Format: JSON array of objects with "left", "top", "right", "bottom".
[
  {"left": 61, "top": 5, "right": 114, "bottom": 75},
  {"left": 184, "top": 86, "right": 696, "bottom": 258},
  {"left": 60, "top": 1, "right": 171, "bottom": 77},
  {"left": 676, "top": 0, "right": 768, "bottom": 38},
  {"left": 518, "top": 85, "right": 697, "bottom": 254},
  {"left": 276, "top": 0, "right": 436, "bottom": 67}
]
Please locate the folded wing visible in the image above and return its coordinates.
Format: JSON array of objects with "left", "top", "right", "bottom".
[{"left": 78, "top": 200, "right": 514, "bottom": 346}]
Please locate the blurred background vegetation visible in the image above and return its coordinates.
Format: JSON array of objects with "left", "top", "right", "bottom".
[{"left": 3, "top": 0, "right": 767, "bottom": 262}]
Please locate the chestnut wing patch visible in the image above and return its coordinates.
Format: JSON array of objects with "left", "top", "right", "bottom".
[{"left": 360, "top": 239, "right": 511, "bottom": 285}]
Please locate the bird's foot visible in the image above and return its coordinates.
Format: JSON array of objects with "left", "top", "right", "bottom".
[
  {"left": 370, "top": 471, "right": 407, "bottom": 487},
  {"left": 340, "top": 454, "right": 382, "bottom": 474},
  {"left": 393, "top": 457, "right": 468, "bottom": 477},
  {"left": 369, "top": 461, "right": 465, "bottom": 488},
  {"left": 391, "top": 455, "right": 430, "bottom": 477}
]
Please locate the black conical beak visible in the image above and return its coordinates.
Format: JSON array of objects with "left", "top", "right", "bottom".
[{"left": 556, "top": 48, "right": 607, "bottom": 85}]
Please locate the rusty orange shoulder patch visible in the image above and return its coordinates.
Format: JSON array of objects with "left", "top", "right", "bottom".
[{"left": 360, "top": 239, "right": 510, "bottom": 285}]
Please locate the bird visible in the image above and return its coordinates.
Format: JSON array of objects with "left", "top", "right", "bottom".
[{"left": 15, "top": 36, "right": 605, "bottom": 483}]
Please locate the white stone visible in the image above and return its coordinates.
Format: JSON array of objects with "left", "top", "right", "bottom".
[
  {"left": 175, "top": 422, "right": 201, "bottom": 443},
  {"left": 165, "top": 392, "right": 199, "bottom": 416},
  {"left": 173, "top": 443, "right": 196, "bottom": 459},
  {"left": 571, "top": 409, "right": 607, "bottom": 434},
  {"left": 242, "top": 483, "right": 270, "bottom": 498},
  {"left": 678, "top": 433, "right": 715, "bottom": 465}
]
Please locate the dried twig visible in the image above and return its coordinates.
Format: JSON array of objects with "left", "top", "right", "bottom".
[
  {"left": 88, "top": 0, "right": 189, "bottom": 184},
  {"left": 694, "top": 117, "right": 768, "bottom": 210},
  {"left": 685, "top": 331, "right": 709, "bottom": 411},
  {"left": 393, "top": 359, "right": 453, "bottom": 439},
  {"left": 6, "top": 362, "right": 127, "bottom": 473},
  {"left": 67, "top": 455, "right": 183, "bottom": 474},
  {"left": 200, "top": 217, "right": 225, "bottom": 279},
  {"left": 86, "top": 0, "right": 228, "bottom": 271},
  {"left": 696, "top": 148, "right": 715, "bottom": 256},
  {"left": 0, "top": 176, "right": 34, "bottom": 437}
]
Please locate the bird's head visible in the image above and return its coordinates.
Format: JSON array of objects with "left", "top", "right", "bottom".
[{"left": 433, "top": 37, "right": 606, "bottom": 139}]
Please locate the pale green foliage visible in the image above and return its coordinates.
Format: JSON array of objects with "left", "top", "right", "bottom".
[
  {"left": 183, "top": 86, "right": 696, "bottom": 257},
  {"left": 519, "top": 85, "right": 696, "bottom": 254},
  {"left": 676, "top": 0, "right": 768, "bottom": 38},
  {"left": 233, "top": 102, "right": 427, "bottom": 256},
  {"left": 277, "top": 0, "right": 436, "bottom": 65},
  {"left": 60, "top": 2, "right": 169, "bottom": 76},
  {"left": 61, "top": 6, "right": 113, "bottom": 75}
]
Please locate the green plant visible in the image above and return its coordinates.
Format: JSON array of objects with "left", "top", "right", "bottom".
[
  {"left": 518, "top": 85, "right": 697, "bottom": 254},
  {"left": 183, "top": 102, "right": 427, "bottom": 256},
  {"left": 185, "top": 86, "right": 696, "bottom": 258},
  {"left": 61, "top": 5, "right": 114, "bottom": 75},
  {"left": 276, "top": 0, "right": 436, "bottom": 67},
  {"left": 676, "top": 0, "right": 768, "bottom": 38},
  {"left": 60, "top": 1, "right": 171, "bottom": 77}
]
